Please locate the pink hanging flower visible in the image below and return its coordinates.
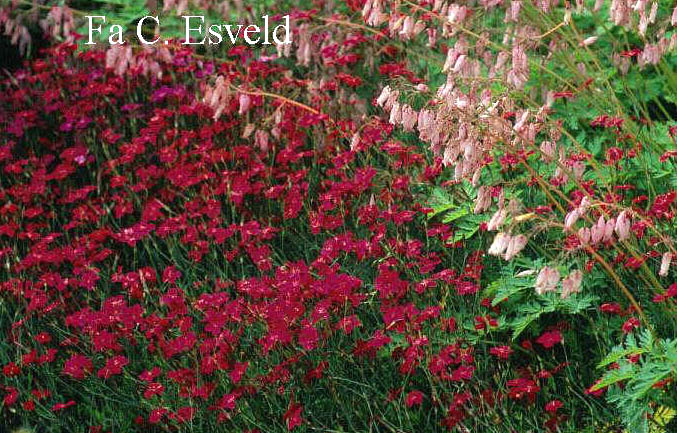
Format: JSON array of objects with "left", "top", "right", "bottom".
[
  {"left": 488, "top": 232, "right": 510, "bottom": 256},
  {"left": 503, "top": 234, "right": 528, "bottom": 261},
  {"left": 659, "top": 252, "right": 672, "bottom": 277},
  {"left": 535, "top": 267, "right": 560, "bottom": 295},
  {"left": 561, "top": 270, "right": 583, "bottom": 298}
]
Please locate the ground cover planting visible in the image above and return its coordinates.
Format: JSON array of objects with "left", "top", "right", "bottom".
[{"left": 0, "top": 0, "right": 676, "bottom": 432}]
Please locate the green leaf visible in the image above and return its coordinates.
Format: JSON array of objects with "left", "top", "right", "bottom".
[
  {"left": 488, "top": 274, "right": 534, "bottom": 305},
  {"left": 593, "top": 365, "right": 635, "bottom": 390},
  {"left": 597, "top": 347, "right": 647, "bottom": 369},
  {"left": 442, "top": 205, "right": 470, "bottom": 224},
  {"left": 510, "top": 312, "right": 541, "bottom": 340}
]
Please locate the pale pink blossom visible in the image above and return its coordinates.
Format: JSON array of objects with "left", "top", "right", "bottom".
[
  {"left": 504, "top": 234, "right": 528, "bottom": 261},
  {"left": 639, "top": 44, "right": 662, "bottom": 67},
  {"left": 591, "top": 216, "right": 606, "bottom": 244},
  {"left": 295, "top": 23, "right": 312, "bottom": 66},
  {"left": 389, "top": 102, "right": 402, "bottom": 125},
  {"left": 535, "top": 266, "right": 560, "bottom": 295},
  {"left": 105, "top": 45, "right": 133, "bottom": 76},
  {"left": 578, "top": 227, "right": 591, "bottom": 246},
  {"left": 507, "top": 44, "right": 529, "bottom": 89},
  {"left": 238, "top": 93, "right": 252, "bottom": 115},
  {"left": 203, "top": 75, "right": 231, "bottom": 119},
  {"left": 376, "top": 86, "right": 392, "bottom": 107},
  {"left": 447, "top": 5, "right": 469, "bottom": 24},
  {"left": 488, "top": 232, "right": 510, "bottom": 256},
  {"left": 572, "top": 161, "right": 586, "bottom": 180},
  {"left": 163, "top": 0, "right": 189, "bottom": 14},
  {"left": 505, "top": 1, "right": 522, "bottom": 22},
  {"left": 610, "top": 0, "right": 631, "bottom": 26},
  {"left": 615, "top": 210, "right": 631, "bottom": 241},
  {"left": 40, "top": 6, "right": 74, "bottom": 41},
  {"left": 540, "top": 141, "right": 557, "bottom": 162},
  {"left": 580, "top": 36, "right": 598, "bottom": 46},
  {"left": 398, "top": 16, "right": 415, "bottom": 39},
  {"left": 427, "top": 28, "right": 438, "bottom": 47},
  {"left": 254, "top": 130, "right": 270, "bottom": 152},
  {"left": 474, "top": 186, "right": 492, "bottom": 214},
  {"left": 659, "top": 252, "right": 672, "bottom": 277},
  {"left": 487, "top": 208, "right": 507, "bottom": 231},
  {"left": 564, "top": 209, "right": 581, "bottom": 231},
  {"left": 561, "top": 270, "right": 583, "bottom": 298},
  {"left": 401, "top": 104, "right": 418, "bottom": 131},
  {"left": 604, "top": 218, "right": 616, "bottom": 243},
  {"left": 649, "top": 2, "right": 658, "bottom": 23}
]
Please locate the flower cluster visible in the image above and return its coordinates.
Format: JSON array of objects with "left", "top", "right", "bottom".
[{"left": 0, "top": 0, "right": 676, "bottom": 432}]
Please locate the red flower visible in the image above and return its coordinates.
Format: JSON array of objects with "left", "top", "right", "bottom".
[
  {"left": 405, "top": 390, "right": 424, "bottom": 407},
  {"left": 139, "top": 367, "right": 162, "bottom": 382},
  {"left": 229, "top": 362, "right": 248, "bottom": 384},
  {"left": 622, "top": 317, "right": 640, "bottom": 333},
  {"left": 34, "top": 332, "right": 52, "bottom": 344},
  {"left": 545, "top": 399, "right": 563, "bottom": 413},
  {"left": 170, "top": 406, "right": 196, "bottom": 423},
  {"left": 97, "top": 355, "right": 129, "bottom": 379},
  {"left": 149, "top": 408, "right": 168, "bottom": 424},
  {"left": 283, "top": 184, "right": 304, "bottom": 220},
  {"left": 2, "top": 362, "right": 20, "bottom": 377},
  {"left": 143, "top": 382, "right": 165, "bottom": 399},
  {"left": 3, "top": 387, "right": 18, "bottom": 406},
  {"left": 600, "top": 303, "right": 622, "bottom": 315},
  {"left": 336, "top": 315, "right": 361, "bottom": 334},
  {"left": 162, "top": 265, "right": 182, "bottom": 284},
  {"left": 536, "top": 331, "right": 563, "bottom": 349},
  {"left": 52, "top": 400, "right": 76, "bottom": 412},
  {"left": 335, "top": 72, "right": 363, "bottom": 88},
  {"left": 298, "top": 324, "right": 319, "bottom": 351},
  {"left": 507, "top": 378, "right": 541, "bottom": 402},
  {"left": 62, "top": 354, "right": 93, "bottom": 380},
  {"left": 489, "top": 345, "right": 513, "bottom": 360},
  {"left": 605, "top": 147, "right": 624, "bottom": 165},
  {"left": 283, "top": 399, "right": 304, "bottom": 431}
]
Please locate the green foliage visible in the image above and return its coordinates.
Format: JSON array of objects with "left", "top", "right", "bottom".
[
  {"left": 427, "top": 183, "right": 484, "bottom": 242},
  {"left": 596, "top": 331, "right": 677, "bottom": 433}
]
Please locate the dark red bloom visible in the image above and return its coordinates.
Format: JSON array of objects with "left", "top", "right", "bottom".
[
  {"left": 536, "top": 331, "right": 563, "bottom": 349},
  {"left": 283, "top": 399, "right": 304, "bottom": 431},
  {"left": 545, "top": 399, "right": 563, "bottom": 413},
  {"left": 52, "top": 400, "right": 76, "bottom": 411},
  {"left": 405, "top": 390, "right": 424, "bottom": 407},
  {"left": 62, "top": 354, "right": 93, "bottom": 380}
]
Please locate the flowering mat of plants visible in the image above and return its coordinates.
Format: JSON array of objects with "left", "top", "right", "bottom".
[{"left": 1, "top": 0, "right": 677, "bottom": 432}]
